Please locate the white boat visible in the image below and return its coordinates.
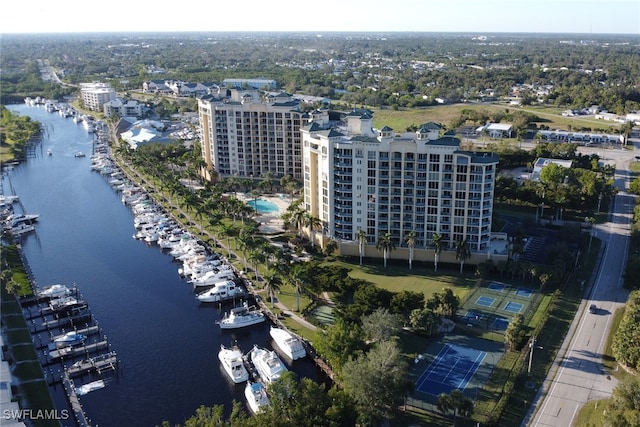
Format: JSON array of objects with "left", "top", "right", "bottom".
[
  {"left": 196, "top": 280, "right": 244, "bottom": 303},
  {"left": 47, "top": 148, "right": 52, "bottom": 156},
  {"left": 9, "top": 223, "right": 35, "bottom": 236},
  {"left": 38, "top": 284, "right": 72, "bottom": 299},
  {"left": 0, "top": 195, "right": 19, "bottom": 205},
  {"left": 269, "top": 327, "right": 306, "bottom": 360},
  {"left": 76, "top": 379, "right": 106, "bottom": 396},
  {"left": 191, "top": 269, "right": 236, "bottom": 289},
  {"left": 53, "top": 331, "right": 86, "bottom": 347},
  {"left": 74, "top": 152, "right": 86, "bottom": 158},
  {"left": 250, "top": 345, "right": 288, "bottom": 384},
  {"left": 245, "top": 381, "right": 270, "bottom": 414},
  {"left": 218, "top": 302, "right": 266, "bottom": 330},
  {"left": 218, "top": 345, "right": 249, "bottom": 384}
]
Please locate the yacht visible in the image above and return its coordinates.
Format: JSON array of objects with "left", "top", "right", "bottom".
[
  {"left": 196, "top": 280, "right": 244, "bottom": 303},
  {"left": 218, "top": 344, "right": 249, "bottom": 384},
  {"left": 191, "top": 269, "right": 236, "bottom": 289},
  {"left": 53, "top": 331, "right": 86, "bottom": 347},
  {"left": 218, "top": 302, "right": 266, "bottom": 330},
  {"left": 38, "top": 284, "right": 72, "bottom": 299},
  {"left": 244, "top": 381, "right": 270, "bottom": 415},
  {"left": 269, "top": 327, "right": 307, "bottom": 360},
  {"left": 250, "top": 345, "right": 288, "bottom": 384}
]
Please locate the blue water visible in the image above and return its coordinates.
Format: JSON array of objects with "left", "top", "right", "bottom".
[
  {"left": 247, "top": 199, "right": 279, "bottom": 214},
  {"left": 3, "top": 104, "right": 323, "bottom": 426}
]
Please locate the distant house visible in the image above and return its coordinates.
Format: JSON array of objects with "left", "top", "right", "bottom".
[
  {"left": 142, "top": 80, "right": 172, "bottom": 95},
  {"left": 476, "top": 123, "right": 514, "bottom": 139},
  {"left": 103, "top": 98, "right": 145, "bottom": 119}
]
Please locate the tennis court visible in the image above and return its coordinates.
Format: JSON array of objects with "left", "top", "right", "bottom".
[
  {"left": 415, "top": 343, "right": 486, "bottom": 395},
  {"left": 458, "top": 281, "right": 537, "bottom": 332}
]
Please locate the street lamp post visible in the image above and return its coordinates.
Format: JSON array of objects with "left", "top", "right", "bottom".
[{"left": 528, "top": 335, "right": 544, "bottom": 376}]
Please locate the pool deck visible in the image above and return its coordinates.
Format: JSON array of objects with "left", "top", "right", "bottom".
[{"left": 240, "top": 193, "right": 290, "bottom": 234}]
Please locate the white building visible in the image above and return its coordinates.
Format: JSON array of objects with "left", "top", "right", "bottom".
[
  {"left": 80, "top": 82, "right": 116, "bottom": 112},
  {"left": 197, "top": 89, "right": 305, "bottom": 181},
  {"left": 103, "top": 98, "right": 144, "bottom": 119},
  {"left": 302, "top": 110, "right": 500, "bottom": 258}
]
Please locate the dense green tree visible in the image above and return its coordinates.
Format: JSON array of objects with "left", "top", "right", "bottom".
[{"left": 341, "top": 340, "right": 409, "bottom": 425}]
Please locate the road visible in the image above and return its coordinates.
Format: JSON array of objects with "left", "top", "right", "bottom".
[{"left": 524, "top": 145, "right": 636, "bottom": 426}]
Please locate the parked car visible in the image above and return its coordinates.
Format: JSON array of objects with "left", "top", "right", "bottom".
[{"left": 589, "top": 304, "right": 597, "bottom": 314}]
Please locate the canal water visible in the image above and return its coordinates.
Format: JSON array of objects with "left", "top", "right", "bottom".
[{"left": 3, "top": 104, "right": 322, "bottom": 426}]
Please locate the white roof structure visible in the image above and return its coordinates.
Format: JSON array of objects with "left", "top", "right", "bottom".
[{"left": 530, "top": 158, "right": 573, "bottom": 181}]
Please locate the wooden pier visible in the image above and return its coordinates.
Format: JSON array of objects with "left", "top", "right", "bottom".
[
  {"left": 48, "top": 340, "right": 109, "bottom": 361},
  {"left": 62, "top": 376, "right": 91, "bottom": 427},
  {"left": 66, "top": 351, "right": 118, "bottom": 378},
  {"left": 30, "top": 311, "right": 92, "bottom": 333}
]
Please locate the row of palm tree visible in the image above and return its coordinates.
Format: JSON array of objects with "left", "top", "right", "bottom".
[{"left": 358, "top": 229, "right": 470, "bottom": 274}]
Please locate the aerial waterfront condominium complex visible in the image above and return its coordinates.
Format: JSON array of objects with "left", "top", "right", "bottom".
[
  {"left": 301, "top": 109, "right": 499, "bottom": 255},
  {"left": 197, "top": 89, "right": 305, "bottom": 181},
  {"left": 79, "top": 82, "right": 116, "bottom": 112}
]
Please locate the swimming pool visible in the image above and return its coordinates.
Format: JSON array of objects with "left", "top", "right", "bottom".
[{"left": 247, "top": 198, "right": 280, "bottom": 214}]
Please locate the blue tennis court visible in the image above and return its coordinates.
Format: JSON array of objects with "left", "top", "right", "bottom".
[
  {"left": 515, "top": 288, "right": 533, "bottom": 298},
  {"left": 488, "top": 282, "right": 506, "bottom": 292},
  {"left": 415, "top": 344, "right": 486, "bottom": 395},
  {"left": 492, "top": 317, "right": 510, "bottom": 330},
  {"left": 504, "top": 301, "right": 523, "bottom": 313},
  {"left": 476, "top": 296, "right": 495, "bottom": 307}
]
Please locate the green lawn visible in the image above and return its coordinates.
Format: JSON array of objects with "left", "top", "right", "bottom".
[{"left": 324, "top": 259, "right": 477, "bottom": 299}]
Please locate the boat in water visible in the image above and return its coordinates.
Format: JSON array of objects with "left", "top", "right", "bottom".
[
  {"left": 250, "top": 345, "right": 288, "bottom": 384},
  {"left": 244, "top": 381, "right": 270, "bottom": 415},
  {"left": 196, "top": 280, "right": 244, "bottom": 303},
  {"left": 76, "top": 379, "right": 106, "bottom": 396},
  {"left": 218, "top": 344, "right": 249, "bottom": 384},
  {"left": 53, "top": 331, "right": 87, "bottom": 347},
  {"left": 218, "top": 302, "right": 266, "bottom": 330},
  {"left": 269, "top": 327, "right": 306, "bottom": 360},
  {"left": 38, "top": 284, "right": 72, "bottom": 299}
]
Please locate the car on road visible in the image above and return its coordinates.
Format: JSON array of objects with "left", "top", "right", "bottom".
[{"left": 589, "top": 304, "right": 598, "bottom": 314}]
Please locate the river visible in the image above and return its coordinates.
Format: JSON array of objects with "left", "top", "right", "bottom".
[{"left": 3, "top": 104, "right": 322, "bottom": 427}]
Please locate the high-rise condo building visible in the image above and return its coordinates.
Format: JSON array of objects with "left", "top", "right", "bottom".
[
  {"left": 197, "top": 89, "right": 305, "bottom": 181},
  {"left": 301, "top": 109, "right": 499, "bottom": 256}
]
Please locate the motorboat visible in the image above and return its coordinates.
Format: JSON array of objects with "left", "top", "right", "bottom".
[
  {"left": 191, "top": 269, "right": 236, "bottom": 289},
  {"left": 244, "top": 381, "right": 270, "bottom": 415},
  {"left": 0, "top": 195, "right": 19, "bottom": 205},
  {"left": 196, "top": 280, "right": 244, "bottom": 303},
  {"left": 218, "top": 344, "right": 249, "bottom": 384},
  {"left": 3, "top": 213, "right": 39, "bottom": 229},
  {"left": 269, "top": 327, "right": 306, "bottom": 360},
  {"left": 38, "top": 284, "right": 72, "bottom": 299},
  {"left": 218, "top": 302, "right": 266, "bottom": 330},
  {"left": 53, "top": 331, "right": 86, "bottom": 347},
  {"left": 250, "top": 345, "right": 288, "bottom": 384},
  {"left": 74, "top": 152, "right": 86, "bottom": 158},
  {"left": 48, "top": 296, "right": 88, "bottom": 315},
  {"left": 76, "top": 379, "right": 106, "bottom": 396},
  {"left": 8, "top": 223, "right": 35, "bottom": 236}
]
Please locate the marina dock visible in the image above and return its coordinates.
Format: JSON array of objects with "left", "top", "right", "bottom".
[
  {"left": 48, "top": 340, "right": 109, "bottom": 361},
  {"left": 66, "top": 351, "right": 119, "bottom": 378}
]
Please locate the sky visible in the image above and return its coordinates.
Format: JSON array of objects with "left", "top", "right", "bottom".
[{"left": 2, "top": 0, "right": 639, "bottom": 35}]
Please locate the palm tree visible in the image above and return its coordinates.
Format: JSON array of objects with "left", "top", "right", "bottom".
[
  {"left": 292, "top": 208, "right": 307, "bottom": 239},
  {"left": 432, "top": 233, "right": 443, "bottom": 272},
  {"left": 250, "top": 189, "right": 262, "bottom": 214},
  {"left": 305, "top": 213, "right": 322, "bottom": 247},
  {"left": 376, "top": 232, "right": 396, "bottom": 269},
  {"left": 454, "top": 239, "right": 471, "bottom": 274},
  {"left": 356, "top": 229, "right": 367, "bottom": 266},
  {"left": 288, "top": 264, "right": 307, "bottom": 312},
  {"left": 405, "top": 230, "right": 417, "bottom": 270},
  {"left": 263, "top": 269, "right": 282, "bottom": 308}
]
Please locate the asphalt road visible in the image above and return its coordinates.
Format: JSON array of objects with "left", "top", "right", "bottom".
[{"left": 525, "top": 146, "right": 636, "bottom": 426}]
